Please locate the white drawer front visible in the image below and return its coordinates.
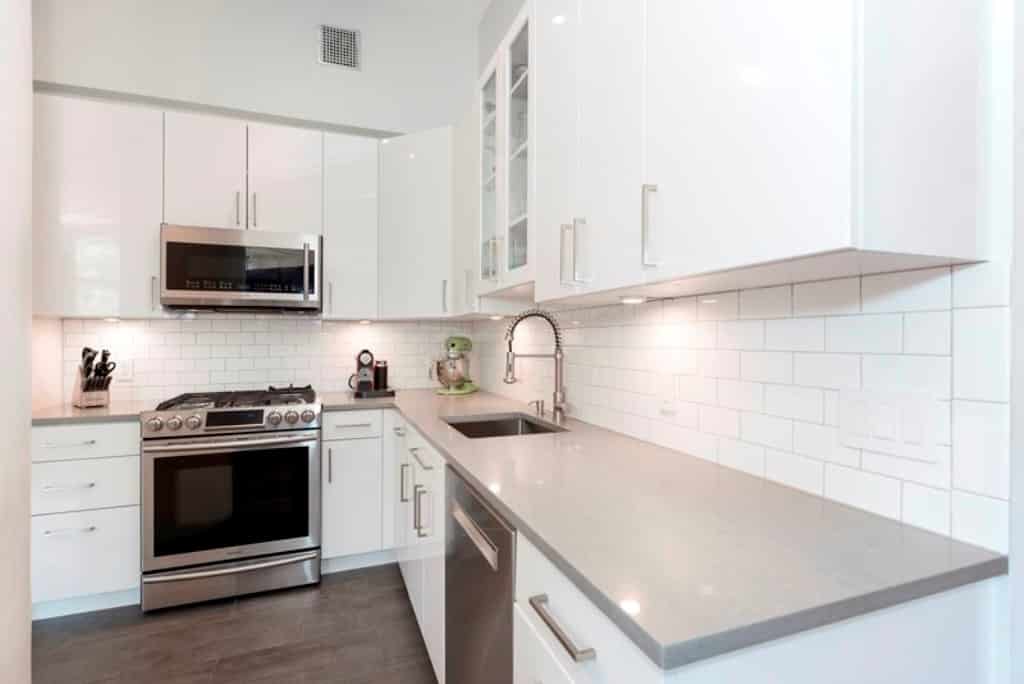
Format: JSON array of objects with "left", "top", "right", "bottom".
[
  {"left": 31, "top": 506, "right": 140, "bottom": 604},
  {"left": 515, "top": 536, "right": 663, "bottom": 684},
  {"left": 515, "top": 603, "right": 575, "bottom": 684},
  {"left": 32, "top": 422, "right": 140, "bottom": 462},
  {"left": 32, "top": 456, "right": 140, "bottom": 515},
  {"left": 323, "top": 410, "right": 382, "bottom": 441}
]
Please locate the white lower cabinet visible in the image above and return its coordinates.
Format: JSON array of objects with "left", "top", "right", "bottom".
[
  {"left": 31, "top": 456, "right": 139, "bottom": 516},
  {"left": 32, "top": 506, "right": 140, "bottom": 604},
  {"left": 321, "top": 437, "right": 383, "bottom": 559},
  {"left": 515, "top": 603, "right": 574, "bottom": 684}
]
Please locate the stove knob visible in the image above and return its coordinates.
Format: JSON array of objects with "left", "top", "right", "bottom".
[
  {"left": 284, "top": 410, "right": 300, "bottom": 425},
  {"left": 300, "top": 409, "right": 316, "bottom": 424},
  {"left": 166, "top": 416, "right": 183, "bottom": 431},
  {"left": 267, "top": 411, "right": 283, "bottom": 426},
  {"left": 185, "top": 415, "right": 202, "bottom": 430},
  {"left": 146, "top": 417, "right": 164, "bottom": 432}
]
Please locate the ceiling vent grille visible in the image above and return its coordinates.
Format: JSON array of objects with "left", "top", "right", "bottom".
[{"left": 319, "top": 25, "right": 361, "bottom": 70}]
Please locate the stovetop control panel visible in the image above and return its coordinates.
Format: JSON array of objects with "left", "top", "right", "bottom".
[{"left": 141, "top": 403, "right": 322, "bottom": 439}]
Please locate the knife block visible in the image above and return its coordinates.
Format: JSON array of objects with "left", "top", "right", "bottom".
[{"left": 72, "top": 367, "right": 110, "bottom": 409}]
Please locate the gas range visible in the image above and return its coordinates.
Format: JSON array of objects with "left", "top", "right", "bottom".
[{"left": 141, "top": 384, "right": 322, "bottom": 438}]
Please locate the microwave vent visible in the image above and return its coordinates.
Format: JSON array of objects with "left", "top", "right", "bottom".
[{"left": 320, "top": 25, "right": 361, "bottom": 70}]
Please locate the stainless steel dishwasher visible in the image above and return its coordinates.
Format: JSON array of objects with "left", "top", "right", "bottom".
[{"left": 446, "top": 467, "right": 516, "bottom": 684}]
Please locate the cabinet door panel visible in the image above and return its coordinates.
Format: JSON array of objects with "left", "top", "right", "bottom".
[
  {"left": 323, "top": 133, "right": 378, "bottom": 319},
  {"left": 379, "top": 127, "right": 453, "bottom": 318},
  {"left": 248, "top": 123, "right": 323, "bottom": 234},
  {"left": 321, "top": 439, "right": 382, "bottom": 559},
  {"left": 33, "top": 94, "right": 163, "bottom": 318},
  {"left": 164, "top": 111, "right": 247, "bottom": 230},
  {"left": 514, "top": 604, "right": 575, "bottom": 684},
  {"left": 644, "top": 0, "right": 853, "bottom": 279}
]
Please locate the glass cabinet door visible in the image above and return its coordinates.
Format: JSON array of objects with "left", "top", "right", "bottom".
[
  {"left": 481, "top": 71, "right": 499, "bottom": 281},
  {"left": 506, "top": 22, "right": 529, "bottom": 273}
]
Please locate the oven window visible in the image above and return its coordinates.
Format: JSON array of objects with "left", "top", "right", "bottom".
[
  {"left": 153, "top": 446, "right": 310, "bottom": 557},
  {"left": 165, "top": 242, "right": 316, "bottom": 295}
]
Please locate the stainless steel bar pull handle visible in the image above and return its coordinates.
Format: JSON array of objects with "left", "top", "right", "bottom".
[
  {"left": 641, "top": 184, "right": 659, "bottom": 267},
  {"left": 452, "top": 504, "right": 499, "bottom": 571},
  {"left": 336, "top": 422, "right": 372, "bottom": 429},
  {"left": 302, "top": 242, "right": 310, "bottom": 302},
  {"left": 143, "top": 551, "right": 318, "bottom": 584},
  {"left": 43, "top": 439, "right": 97, "bottom": 449},
  {"left": 151, "top": 275, "right": 159, "bottom": 311},
  {"left": 393, "top": 426, "right": 406, "bottom": 437},
  {"left": 413, "top": 484, "right": 427, "bottom": 536},
  {"left": 409, "top": 447, "right": 433, "bottom": 470},
  {"left": 43, "top": 525, "right": 97, "bottom": 537},
  {"left": 327, "top": 447, "right": 333, "bottom": 484},
  {"left": 399, "top": 463, "right": 411, "bottom": 502},
  {"left": 442, "top": 279, "right": 448, "bottom": 314},
  {"left": 235, "top": 191, "right": 241, "bottom": 226},
  {"left": 529, "top": 594, "right": 597, "bottom": 662},
  {"left": 251, "top": 192, "right": 257, "bottom": 227},
  {"left": 41, "top": 482, "right": 96, "bottom": 493},
  {"left": 559, "top": 224, "right": 573, "bottom": 285}
]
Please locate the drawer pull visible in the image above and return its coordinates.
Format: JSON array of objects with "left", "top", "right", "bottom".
[
  {"left": 529, "top": 594, "right": 597, "bottom": 662},
  {"left": 393, "top": 426, "right": 406, "bottom": 437},
  {"left": 409, "top": 447, "right": 433, "bottom": 470},
  {"left": 413, "top": 484, "right": 427, "bottom": 537},
  {"left": 335, "top": 423, "right": 373, "bottom": 429},
  {"left": 43, "top": 439, "right": 98, "bottom": 449},
  {"left": 41, "top": 482, "right": 97, "bottom": 493},
  {"left": 43, "top": 525, "right": 97, "bottom": 537}
]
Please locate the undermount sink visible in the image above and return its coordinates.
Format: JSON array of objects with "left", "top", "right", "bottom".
[{"left": 444, "top": 413, "right": 567, "bottom": 439}]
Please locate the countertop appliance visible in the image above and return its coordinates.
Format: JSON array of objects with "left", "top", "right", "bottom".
[
  {"left": 446, "top": 467, "right": 515, "bottom": 683},
  {"left": 140, "top": 385, "right": 322, "bottom": 611},
  {"left": 349, "top": 349, "right": 396, "bottom": 399},
  {"left": 160, "top": 224, "right": 322, "bottom": 312},
  {"left": 431, "top": 336, "right": 478, "bottom": 395}
]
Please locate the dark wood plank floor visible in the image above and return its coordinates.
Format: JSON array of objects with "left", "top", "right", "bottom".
[{"left": 32, "top": 563, "right": 437, "bottom": 684}]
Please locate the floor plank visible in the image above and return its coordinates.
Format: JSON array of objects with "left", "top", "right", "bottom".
[{"left": 32, "top": 563, "right": 437, "bottom": 684}]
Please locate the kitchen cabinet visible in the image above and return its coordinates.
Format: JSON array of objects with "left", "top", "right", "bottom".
[
  {"left": 478, "top": 8, "right": 535, "bottom": 296},
  {"left": 247, "top": 122, "right": 323, "bottom": 234},
  {"left": 165, "top": 112, "right": 322, "bottom": 234},
  {"left": 164, "top": 111, "right": 248, "bottom": 230},
  {"left": 514, "top": 604, "right": 574, "bottom": 684},
  {"left": 379, "top": 126, "right": 453, "bottom": 318},
  {"left": 534, "top": 0, "right": 991, "bottom": 304},
  {"left": 33, "top": 94, "right": 163, "bottom": 318},
  {"left": 321, "top": 438, "right": 383, "bottom": 559},
  {"left": 323, "top": 133, "right": 379, "bottom": 319}
]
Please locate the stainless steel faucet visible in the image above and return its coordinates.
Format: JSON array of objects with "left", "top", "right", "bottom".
[{"left": 503, "top": 309, "right": 566, "bottom": 423}]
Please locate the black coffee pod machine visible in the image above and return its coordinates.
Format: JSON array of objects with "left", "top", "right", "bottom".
[{"left": 349, "top": 349, "right": 396, "bottom": 399}]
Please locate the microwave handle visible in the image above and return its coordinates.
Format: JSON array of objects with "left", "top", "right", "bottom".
[{"left": 302, "top": 242, "right": 310, "bottom": 302}]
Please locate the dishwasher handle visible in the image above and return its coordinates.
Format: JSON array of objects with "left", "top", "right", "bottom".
[{"left": 452, "top": 503, "right": 499, "bottom": 572}]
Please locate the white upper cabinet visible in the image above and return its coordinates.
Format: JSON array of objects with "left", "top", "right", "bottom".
[
  {"left": 323, "top": 133, "right": 379, "bottom": 319},
  {"left": 164, "top": 111, "right": 247, "bottom": 230},
  {"left": 247, "top": 123, "right": 323, "bottom": 234},
  {"left": 535, "top": 0, "right": 991, "bottom": 304},
  {"left": 33, "top": 94, "right": 163, "bottom": 318},
  {"left": 379, "top": 126, "right": 453, "bottom": 318}
]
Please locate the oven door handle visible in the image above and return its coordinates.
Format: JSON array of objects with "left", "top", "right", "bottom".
[
  {"left": 144, "top": 434, "right": 317, "bottom": 453},
  {"left": 142, "top": 551, "right": 319, "bottom": 583}
]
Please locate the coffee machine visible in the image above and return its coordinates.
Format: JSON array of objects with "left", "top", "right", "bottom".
[{"left": 348, "top": 349, "right": 396, "bottom": 399}]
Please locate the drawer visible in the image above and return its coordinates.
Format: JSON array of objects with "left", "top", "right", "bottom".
[
  {"left": 32, "top": 422, "right": 140, "bottom": 463},
  {"left": 515, "top": 536, "right": 663, "bottom": 684},
  {"left": 515, "top": 603, "right": 575, "bottom": 684},
  {"left": 32, "top": 456, "right": 140, "bottom": 515},
  {"left": 322, "top": 410, "right": 382, "bottom": 441},
  {"left": 31, "top": 506, "right": 140, "bottom": 604}
]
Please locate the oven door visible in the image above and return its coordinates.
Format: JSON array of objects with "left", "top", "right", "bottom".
[
  {"left": 142, "top": 430, "right": 321, "bottom": 573},
  {"left": 160, "top": 224, "right": 322, "bottom": 310}
]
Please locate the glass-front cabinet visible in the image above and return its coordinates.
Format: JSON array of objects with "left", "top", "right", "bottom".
[{"left": 478, "top": 9, "right": 532, "bottom": 295}]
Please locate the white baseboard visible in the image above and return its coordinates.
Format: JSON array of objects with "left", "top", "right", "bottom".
[
  {"left": 321, "top": 548, "right": 397, "bottom": 575},
  {"left": 33, "top": 588, "right": 140, "bottom": 621}
]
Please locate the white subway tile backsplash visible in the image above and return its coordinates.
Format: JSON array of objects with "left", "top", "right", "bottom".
[
  {"left": 792, "top": 422, "right": 860, "bottom": 467},
  {"left": 862, "top": 355, "right": 951, "bottom": 398},
  {"left": 826, "top": 315, "right": 902, "bottom": 354},
  {"left": 793, "top": 277, "right": 860, "bottom": 316},
  {"left": 765, "top": 385, "right": 824, "bottom": 423},
  {"left": 698, "top": 350, "right": 740, "bottom": 379},
  {"left": 901, "top": 483, "right": 951, "bottom": 536},
  {"left": 951, "top": 491, "right": 1009, "bottom": 553},
  {"left": 903, "top": 312, "right": 951, "bottom": 355},
  {"left": 740, "top": 412, "right": 793, "bottom": 451},
  {"left": 696, "top": 292, "right": 739, "bottom": 321},
  {"left": 700, "top": 406, "right": 740, "bottom": 438},
  {"left": 740, "top": 352, "right": 793, "bottom": 384},
  {"left": 717, "top": 380, "right": 764, "bottom": 412},
  {"left": 717, "top": 438, "right": 766, "bottom": 477},
  {"left": 765, "top": 318, "right": 825, "bottom": 352},
  {"left": 952, "top": 400, "right": 1010, "bottom": 500},
  {"left": 678, "top": 376, "right": 717, "bottom": 404},
  {"left": 717, "top": 320, "right": 765, "bottom": 350},
  {"left": 862, "top": 268, "right": 951, "bottom": 313},
  {"left": 740, "top": 286, "right": 792, "bottom": 319},
  {"left": 953, "top": 308, "right": 1010, "bottom": 401},
  {"left": 793, "top": 353, "right": 860, "bottom": 390},
  {"left": 824, "top": 464, "right": 901, "bottom": 519},
  {"left": 952, "top": 261, "right": 1011, "bottom": 308},
  {"left": 861, "top": 446, "right": 952, "bottom": 491},
  {"left": 649, "top": 421, "right": 717, "bottom": 462},
  {"left": 766, "top": 449, "right": 825, "bottom": 495}
]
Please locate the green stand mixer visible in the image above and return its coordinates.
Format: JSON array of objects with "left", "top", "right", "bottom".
[{"left": 430, "top": 336, "right": 479, "bottom": 396}]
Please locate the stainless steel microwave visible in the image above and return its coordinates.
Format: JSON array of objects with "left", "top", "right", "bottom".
[{"left": 160, "top": 224, "right": 322, "bottom": 311}]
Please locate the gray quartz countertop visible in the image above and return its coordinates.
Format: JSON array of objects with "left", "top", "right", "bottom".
[
  {"left": 34, "top": 390, "right": 1008, "bottom": 670},
  {"left": 32, "top": 401, "right": 153, "bottom": 425}
]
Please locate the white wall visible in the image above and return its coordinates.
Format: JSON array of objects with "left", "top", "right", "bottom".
[
  {"left": 0, "top": 0, "right": 33, "bottom": 678},
  {"left": 32, "top": 0, "right": 485, "bottom": 134},
  {"left": 474, "top": 265, "right": 1013, "bottom": 554}
]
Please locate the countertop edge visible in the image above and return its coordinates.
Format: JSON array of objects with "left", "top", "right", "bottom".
[{"left": 31, "top": 395, "right": 1011, "bottom": 671}]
